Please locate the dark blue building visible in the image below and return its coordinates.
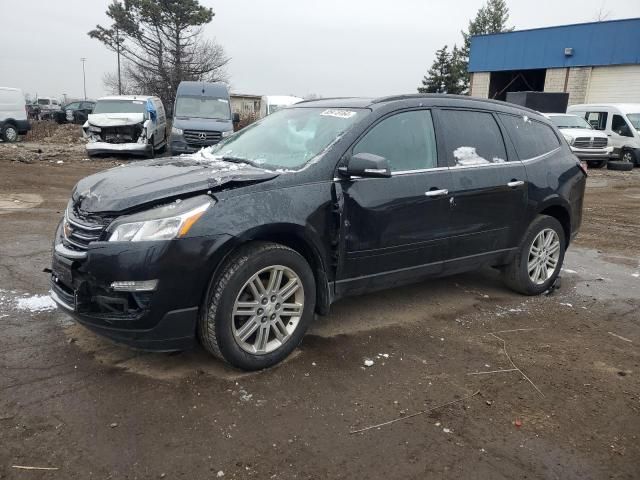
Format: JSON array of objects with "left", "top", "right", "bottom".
[{"left": 468, "top": 18, "right": 640, "bottom": 104}]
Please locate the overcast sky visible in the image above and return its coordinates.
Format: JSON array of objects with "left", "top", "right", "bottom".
[{"left": 1, "top": 0, "right": 639, "bottom": 101}]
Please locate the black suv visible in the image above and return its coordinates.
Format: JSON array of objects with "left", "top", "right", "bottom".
[{"left": 51, "top": 95, "right": 586, "bottom": 370}]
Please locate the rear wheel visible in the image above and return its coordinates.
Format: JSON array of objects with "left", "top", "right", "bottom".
[
  {"left": 1, "top": 124, "right": 19, "bottom": 142},
  {"left": 198, "top": 242, "right": 316, "bottom": 370},
  {"left": 503, "top": 215, "right": 566, "bottom": 295},
  {"left": 620, "top": 149, "right": 637, "bottom": 167}
]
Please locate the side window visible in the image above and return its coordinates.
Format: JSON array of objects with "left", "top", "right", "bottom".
[
  {"left": 438, "top": 110, "right": 507, "bottom": 166},
  {"left": 66, "top": 102, "right": 80, "bottom": 110},
  {"left": 353, "top": 110, "right": 437, "bottom": 172},
  {"left": 586, "top": 111, "right": 608, "bottom": 130},
  {"left": 612, "top": 114, "right": 633, "bottom": 137},
  {"left": 81, "top": 102, "right": 94, "bottom": 110},
  {"left": 499, "top": 114, "right": 560, "bottom": 160}
]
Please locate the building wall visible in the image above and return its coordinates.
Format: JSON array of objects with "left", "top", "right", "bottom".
[
  {"left": 470, "top": 72, "right": 490, "bottom": 98},
  {"left": 565, "top": 67, "right": 592, "bottom": 105},
  {"left": 543, "top": 68, "right": 567, "bottom": 93}
]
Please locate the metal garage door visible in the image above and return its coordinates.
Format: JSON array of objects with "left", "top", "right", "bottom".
[{"left": 586, "top": 65, "right": 640, "bottom": 103}]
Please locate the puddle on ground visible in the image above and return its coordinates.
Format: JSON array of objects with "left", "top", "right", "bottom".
[
  {"left": 564, "top": 248, "right": 640, "bottom": 301},
  {"left": 0, "top": 193, "right": 43, "bottom": 214}
]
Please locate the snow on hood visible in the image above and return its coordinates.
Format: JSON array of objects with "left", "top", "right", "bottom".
[{"left": 87, "top": 113, "right": 145, "bottom": 127}]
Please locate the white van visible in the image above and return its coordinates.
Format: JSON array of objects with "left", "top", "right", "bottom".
[
  {"left": 567, "top": 104, "right": 640, "bottom": 166},
  {"left": 259, "top": 95, "right": 303, "bottom": 118},
  {"left": 0, "top": 87, "right": 31, "bottom": 142},
  {"left": 83, "top": 95, "right": 167, "bottom": 158}
]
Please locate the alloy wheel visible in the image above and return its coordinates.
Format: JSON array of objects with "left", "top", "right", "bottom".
[
  {"left": 232, "top": 265, "right": 304, "bottom": 355},
  {"left": 622, "top": 151, "right": 633, "bottom": 163},
  {"left": 527, "top": 228, "right": 561, "bottom": 285},
  {"left": 5, "top": 126, "right": 18, "bottom": 142}
]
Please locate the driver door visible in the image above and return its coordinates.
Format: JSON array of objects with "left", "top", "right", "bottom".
[{"left": 336, "top": 109, "right": 453, "bottom": 296}]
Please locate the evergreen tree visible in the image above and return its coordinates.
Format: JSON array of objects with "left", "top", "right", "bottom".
[
  {"left": 89, "top": 0, "right": 229, "bottom": 114},
  {"left": 459, "top": 0, "right": 513, "bottom": 91},
  {"left": 418, "top": 45, "right": 452, "bottom": 94}
]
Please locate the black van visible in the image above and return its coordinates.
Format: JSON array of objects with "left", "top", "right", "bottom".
[{"left": 51, "top": 94, "right": 586, "bottom": 370}]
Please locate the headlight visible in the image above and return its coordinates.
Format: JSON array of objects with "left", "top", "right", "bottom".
[
  {"left": 222, "top": 130, "right": 233, "bottom": 138},
  {"left": 171, "top": 126, "right": 183, "bottom": 135},
  {"left": 108, "top": 196, "right": 213, "bottom": 242},
  {"left": 563, "top": 135, "right": 575, "bottom": 146}
]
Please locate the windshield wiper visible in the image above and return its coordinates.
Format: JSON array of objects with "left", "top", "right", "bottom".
[{"left": 220, "top": 155, "right": 261, "bottom": 168}]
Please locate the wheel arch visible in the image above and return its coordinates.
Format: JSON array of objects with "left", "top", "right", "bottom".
[
  {"left": 538, "top": 201, "right": 571, "bottom": 247},
  {"left": 210, "top": 224, "right": 332, "bottom": 316}
]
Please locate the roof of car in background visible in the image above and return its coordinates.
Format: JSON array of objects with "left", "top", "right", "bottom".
[
  {"left": 295, "top": 94, "right": 544, "bottom": 119},
  {"left": 176, "top": 81, "right": 229, "bottom": 98},
  {"left": 97, "top": 95, "right": 156, "bottom": 101}
]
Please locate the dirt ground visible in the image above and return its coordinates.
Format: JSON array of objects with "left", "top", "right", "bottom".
[{"left": 0, "top": 139, "right": 639, "bottom": 479}]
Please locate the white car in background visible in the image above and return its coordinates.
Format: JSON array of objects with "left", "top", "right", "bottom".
[
  {"left": 568, "top": 103, "right": 640, "bottom": 169},
  {"left": 544, "top": 113, "right": 612, "bottom": 168},
  {"left": 83, "top": 95, "right": 167, "bottom": 158}
]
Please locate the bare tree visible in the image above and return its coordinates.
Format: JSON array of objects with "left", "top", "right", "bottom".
[
  {"left": 102, "top": 70, "right": 134, "bottom": 95},
  {"left": 89, "top": 0, "right": 230, "bottom": 114},
  {"left": 594, "top": 3, "right": 611, "bottom": 21}
]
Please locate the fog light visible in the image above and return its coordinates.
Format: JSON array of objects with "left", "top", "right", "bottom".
[{"left": 110, "top": 280, "right": 158, "bottom": 292}]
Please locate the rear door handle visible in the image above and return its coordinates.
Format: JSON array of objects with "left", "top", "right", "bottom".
[
  {"left": 425, "top": 189, "right": 449, "bottom": 197},
  {"left": 507, "top": 180, "right": 525, "bottom": 188}
]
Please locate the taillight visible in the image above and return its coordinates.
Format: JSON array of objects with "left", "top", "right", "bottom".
[{"left": 578, "top": 160, "right": 588, "bottom": 176}]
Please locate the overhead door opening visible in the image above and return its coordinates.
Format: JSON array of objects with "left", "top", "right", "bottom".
[{"left": 489, "top": 69, "right": 547, "bottom": 101}]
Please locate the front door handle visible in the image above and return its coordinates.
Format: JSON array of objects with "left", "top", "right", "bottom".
[
  {"left": 507, "top": 180, "right": 525, "bottom": 188},
  {"left": 425, "top": 188, "right": 449, "bottom": 197}
]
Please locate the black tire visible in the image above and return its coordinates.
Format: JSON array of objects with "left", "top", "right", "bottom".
[
  {"left": 1, "top": 123, "right": 19, "bottom": 142},
  {"left": 502, "top": 215, "right": 566, "bottom": 296},
  {"left": 607, "top": 160, "right": 634, "bottom": 171},
  {"left": 619, "top": 149, "right": 637, "bottom": 167},
  {"left": 198, "top": 241, "right": 316, "bottom": 370},
  {"left": 586, "top": 160, "right": 606, "bottom": 169}
]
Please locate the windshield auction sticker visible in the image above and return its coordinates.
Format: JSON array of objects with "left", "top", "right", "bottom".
[{"left": 320, "top": 109, "right": 357, "bottom": 119}]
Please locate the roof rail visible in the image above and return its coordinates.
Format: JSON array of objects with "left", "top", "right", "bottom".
[{"left": 371, "top": 93, "right": 541, "bottom": 115}]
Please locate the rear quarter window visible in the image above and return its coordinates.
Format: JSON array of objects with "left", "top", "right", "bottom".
[{"left": 498, "top": 114, "right": 560, "bottom": 160}]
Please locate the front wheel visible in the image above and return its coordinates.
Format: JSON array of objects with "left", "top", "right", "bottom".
[
  {"left": 198, "top": 242, "right": 316, "bottom": 370},
  {"left": 502, "top": 215, "right": 566, "bottom": 295}
]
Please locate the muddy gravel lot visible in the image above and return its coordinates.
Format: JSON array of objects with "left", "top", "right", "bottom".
[{"left": 0, "top": 140, "right": 639, "bottom": 479}]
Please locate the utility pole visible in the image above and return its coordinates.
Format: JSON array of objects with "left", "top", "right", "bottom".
[
  {"left": 80, "top": 58, "right": 87, "bottom": 100},
  {"left": 115, "top": 27, "right": 122, "bottom": 95}
]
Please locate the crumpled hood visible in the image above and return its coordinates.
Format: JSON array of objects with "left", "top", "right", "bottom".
[
  {"left": 87, "top": 113, "right": 145, "bottom": 127},
  {"left": 72, "top": 155, "right": 278, "bottom": 214},
  {"left": 560, "top": 128, "right": 608, "bottom": 139}
]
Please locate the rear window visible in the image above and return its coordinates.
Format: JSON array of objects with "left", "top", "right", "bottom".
[
  {"left": 498, "top": 114, "right": 560, "bottom": 160},
  {"left": 438, "top": 110, "right": 508, "bottom": 166}
]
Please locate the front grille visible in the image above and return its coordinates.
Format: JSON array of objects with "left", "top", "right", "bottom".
[
  {"left": 99, "top": 124, "right": 143, "bottom": 143},
  {"left": 574, "top": 137, "right": 608, "bottom": 149},
  {"left": 183, "top": 129, "right": 223, "bottom": 146},
  {"left": 63, "top": 210, "right": 108, "bottom": 251}
]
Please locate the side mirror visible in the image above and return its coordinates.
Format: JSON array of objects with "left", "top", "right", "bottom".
[
  {"left": 232, "top": 112, "right": 240, "bottom": 124},
  {"left": 340, "top": 152, "right": 391, "bottom": 178}
]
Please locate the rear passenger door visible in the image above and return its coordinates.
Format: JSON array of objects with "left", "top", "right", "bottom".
[{"left": 435, "top": 109, "right": 528, "bottom": 268}]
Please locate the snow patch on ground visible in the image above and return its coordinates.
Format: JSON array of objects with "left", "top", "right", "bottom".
[{"left": 15, "top": 294, "right": 57, "bottom": 312}]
